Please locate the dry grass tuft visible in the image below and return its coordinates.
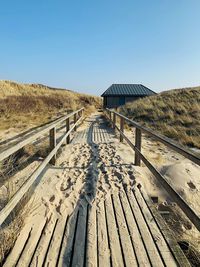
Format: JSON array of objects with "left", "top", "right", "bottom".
[
  {"left": 119, "top": 86, "right": 200, "bottom": 149},
  {"left": 0, "top": 80, "right": 101, "bottom": 134}
]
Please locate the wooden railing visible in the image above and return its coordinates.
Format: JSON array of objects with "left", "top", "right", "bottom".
[
  {"left": 105, "top": 108, "right": 200, "bottom": 232},
  {"left": 0, "top": 108, "right": 84, "bottom": 225}
]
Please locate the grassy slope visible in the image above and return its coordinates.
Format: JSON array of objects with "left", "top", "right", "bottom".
[
  {"left": 119, "top": 86, "right": 200, "bottom": 149},
  {"left": 0, "top": 80, "right": 101, "bottom": 133}
]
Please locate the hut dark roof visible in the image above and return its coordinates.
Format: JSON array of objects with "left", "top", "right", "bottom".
[{"left": 101, "top": 84, "right": 156, "bottom": 96}]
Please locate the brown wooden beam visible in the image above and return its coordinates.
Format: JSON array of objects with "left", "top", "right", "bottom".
[
  {"left": 49, "top": 127, "right": 56, "bottom": 165},
  {"left": 135, "top": 128, "right": 141, "bottom": 166}
]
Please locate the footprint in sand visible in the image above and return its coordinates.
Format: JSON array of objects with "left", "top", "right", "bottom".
[
  {"left": 127, "top": 171, "right": 135, "bottom": 181},
  {"left": 113, "top": 170, "right": 123, "bottom": 182},
  {"left": 187, "top": 181, "right": 196, "bottom": 190},
  {"left": 49, "top": 195, "right": 55, "bottom": 202},
  {"left": 56, "top": 199, "right": 63, "bottom": 215}
]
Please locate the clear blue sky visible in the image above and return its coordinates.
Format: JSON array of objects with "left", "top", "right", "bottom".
[{"left": 0, "top": 0, "right": 200, "bottom": 95}]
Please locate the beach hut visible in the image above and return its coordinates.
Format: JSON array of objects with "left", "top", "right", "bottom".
[{"left": 101, "top": 84, "right": 156, "bottom": 108}]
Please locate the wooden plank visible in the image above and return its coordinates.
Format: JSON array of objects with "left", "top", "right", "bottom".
[
  {"left": 126, "top": 190, "right": 165, "bottom": 266},
  {"left": 97, "top": 200, "right": 111, "bottom": 267},
  {"left": 119, "top": 190, "right": 151, "bottom": 267},
  {"left": 74, "top": 114, "right": 77, "bottom": 131},
  {"left": 44, "top": 216, "right": 69, "bottom": 267},
  {"left": 3, "top": 226, "right": 32, "bottom": 267},
  {"left": 49, "top": 127, "right": 56, "bottom": 165},
  {"left": 57, "top": 208, "right": 79, "bottom": 267},
  {"left": 71, "top": 204, "right": 88, "bottom": 267},
  {"left": 30, "top": 217, "right": 58, "bottom": 267},
  {"left": 16, "top": 218, "right": 48, "bottom": 267},
  {"left": 112, "top": 194, "right": 138, "bottom": 267},
  {"left": 139, "top": 187, "right": 191, "bottom": 267},
  {"left": 66, "top": 118, "right": 70, "bottom": 144},
  {"left": 86, "top": 202, "right": 98, "bottom": 267},
  {"left": 120, "top": 117, "right": 124, "bottom": 142},
  {"left": 105, "top": 194, "right": 124, "bottom": 267},
  {"left": 113, "top": 113, "right": 116, "bottom": 129},
  {"left": 134, "top": 188, "right": 177, "bottom": 267},
  {"left": 135, "top": 128, "right": 141, "bottom": 166}
]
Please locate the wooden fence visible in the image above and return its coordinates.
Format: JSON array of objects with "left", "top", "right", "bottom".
[
  {"left": 105, "top": 108, "right": 200, "bottom": 232},
  {"left": 0, "top": 108, "right": 84, "bottom": 226}
]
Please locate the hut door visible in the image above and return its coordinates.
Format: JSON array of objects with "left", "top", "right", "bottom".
[{"left": 119, "top": 96, "right": 125, "bottom": 106}]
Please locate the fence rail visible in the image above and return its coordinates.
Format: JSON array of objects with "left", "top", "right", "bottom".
[
  {"left": 0, "top": 108, "right": 84, "bottom": 226},
  {"left": 105, "top": 108, "right": 200, "bottom": 232}
]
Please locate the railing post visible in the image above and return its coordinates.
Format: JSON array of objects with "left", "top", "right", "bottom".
[
  {"left": 74, "top": 113, "right": 77, "bottom": 131},
  {"left": 66, "top": 118, "right": 70, "bottom": 144},
  {"left": 113, "top": 113, "right": 116, "bottom": 129},
  {"left": 109, "top": 111, "right": 111, "bottom": 122},
  {"left": 135, "top": 128, "right": 142, "bottom": 166},
  {"left": 49, "top": 127, "right": 56, "bottom": 165},
  {"left": 120, "top": 117, "right": 124, "bottom": 142}
]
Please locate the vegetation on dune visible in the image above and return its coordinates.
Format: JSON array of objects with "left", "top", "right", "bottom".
[
  {"left": 119, "top": 86, "right": 200, "bottom": 149},
  {"left": 0, "top": 80, "right": 101, "bottom": 134}
]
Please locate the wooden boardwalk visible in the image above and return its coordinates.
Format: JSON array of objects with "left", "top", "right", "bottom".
[{"left": 3, "top": 115, "right": 190, "bottom": 267}]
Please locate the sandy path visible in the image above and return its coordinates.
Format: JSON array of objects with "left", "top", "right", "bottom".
[{"left": 3, "top": 113, "right": 195, "bottom": 266}]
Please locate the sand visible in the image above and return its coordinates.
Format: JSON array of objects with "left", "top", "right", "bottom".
[{"left": 2, "top": 112, "right": 200, "bottom": 265}]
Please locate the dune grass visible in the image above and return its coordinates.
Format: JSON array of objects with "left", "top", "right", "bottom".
[
  {"left": 119, "top": 86, "right": 200, "bottom": 149},
  {"left": 0, "top": 80, "right": 101, "bottom": 135}
]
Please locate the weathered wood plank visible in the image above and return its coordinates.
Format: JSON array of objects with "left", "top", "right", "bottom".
[
  {"left": 139, "top": 187, "right": 191, "bottom": 267},
  {"left": 66, "top": 118, "right": 70, "bottom": 144},
  {"left": 57, "top": 208, "right": 79, "bottom": 267},
  {"left": 112, "top": 194, "right": 138, "bottom": 267},
  {"left": 86, "top": 202, "right": 98, "bottom": 267},
  {"left": 49, "top": 127, "right": 56, "bottom": 165},
  {"left": 127, "top": 190, "right": 165, "bottom": 266},
  {"left": 71, "top": 204, "right": 88, "bottom": 267},
  {"left": 119, "top": 190, "right": 151, "bottom": 267},
  {"left": 97, "top": 200, "right": 111, "bottom": 267},
  {"left": 16, "top": 218, "right": 48, "bottom": 267},
  {"left": 30, "top": 217, "right": 58, "bottom": 267},
  {"left": 105, "top": 194, "right": 124, "bottom": 267},
  {"left": 135, "top": 128, "right": 141, "bottom": 166},
  {"left": 3, "top": 226, "right": 32, "bottom": 267},
  {"left": 134, "top": 188, "right": 177, "bottom": 267},
  {"left": 44, "top": 216, "right": 69, "bottom": 267},
  {"left": 120, "top": 117, "right": 124, "bottom": 142}
]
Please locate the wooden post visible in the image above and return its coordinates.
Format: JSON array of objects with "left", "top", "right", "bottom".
[
  {"left": 74, "top": 113, "right": 77, "bottom": 131},
  {"left": 109, "top": 111, "right": 111, "bottom": 122},
  {"left": 135, "top": 128, "right": 142, "bottom": 166},
  {"left": 113, "top": 113, "right": 116, "bottom": 129},
  {"left": 66, "top": 118, "right": 70, "bottom": 144},
  {"left": 49, "top": 127, "right": 56, "bottom": 165},
  {"left": 120, "top": 117, "right": 124, "bottom": 142}
]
